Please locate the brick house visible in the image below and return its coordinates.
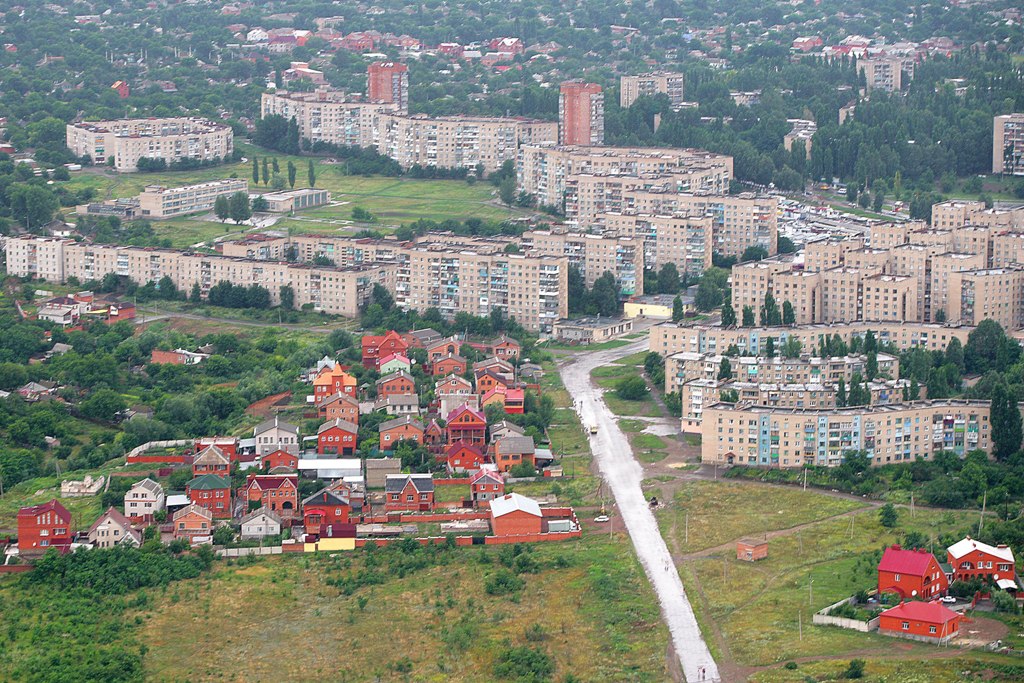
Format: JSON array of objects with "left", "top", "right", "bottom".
[
  {"left": 378, "top": 352, "right": 412, "bottom": 375},
  {"left": 877, "top": 545, "right": 949, "bottom": 599},
  {"left": 313, "top": 365, "right": 357, "bottom": 401},
  {"left": 186, "top": 474, "right": 233, "bottom": 518},
  {"left": 476, "top": 369, "right": 510, "bottom": 396},
  {"left": 194, "top": 437, "right": 238, "bottom": 462},
  {"left": 878, "top": 601, "right": 961, "bottom": 643},
  {"left": 88, "top": 507, "right": 141, "bottom": 548},
  {"left": 376, "top": 370, "right": 416, "bottom": 399},
  {"left": 361, "top": 330, "right": 409, "bottom": 369},
  {"left": 946, "top": 537, "right": 1016, "bottom": 587},
  {"left": 17, "top": 499, "right": 72, "bottom": 554},
  {"left": 494, "top": 435, "right": 536, "bottom": 473},
  {"left": 446, "top": 405, "right": 487, "bottom": 446},
  {"left": 124, "top": 478, "right": 165, "bottom": 519},
  {"left": 503, "top": 388, "right": 525, "bottom": 414},
  {"left": 474, "top": 357, "right": 514, "bottom": 376},
  {"left": 432, "top": 354, "right": 467, "bottom": 377},
  {"left": 489, "top": 335, "right": 521, "bottom": 359},
  {"left": 317, "top": 418, "right": 359, "bottom": 455},
  {"left": 447, "top": 440, "right": 485, "bottom": 473},
  {"left": 192, "top": 445, "right": 230, "bottom": 476},
  {"left": 173, "top": 503, "right": 214, "bottom": 542},
  {"left": 482, "top": 387, "right": 508, "bottom": 412},
  {"left": 385, "top": 474, "right": 434, "bottom": 512},
  {"left": 425, "top": 419, "right": 445, "bottom": 449},
  {"left": 490, "top": 493, "right": 542, "bottom": 536},
  {"left": 244, "top": 474, "right": 299, "bottom": 517},
  {"left": 253, "top": 416, "right": 300, "bottom": 456},
  {"left": 425, "top": 336, "right": 460, "bottom": 364},
  {"left": 302, "top": 488, "right": 351, "bottom": 535},
  {"left": 318, "top": 391, "right": 360, "bottom": 425},
  {"left": 263, "top": 449, "right": 299, "bottom": 472},
  {"left": 379, "top": 415, "right": 424, "bottom": 447},
  {"left": 470, "top": 465, "right": 504, "bottom": 506}
]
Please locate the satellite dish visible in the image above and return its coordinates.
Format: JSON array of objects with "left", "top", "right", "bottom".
[{"left": 911, "top": 590, "right": 918, "bottom": 596}]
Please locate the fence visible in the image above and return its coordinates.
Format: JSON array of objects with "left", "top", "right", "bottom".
[
  {"left": 125, "top": 439, "right": 193, "bottom": 464},
  {"left": 812, "top": 596, "right": 879, "bottom": 633},
  {"left": 217, "top": 546, "right": 283, "bottom": 558}
]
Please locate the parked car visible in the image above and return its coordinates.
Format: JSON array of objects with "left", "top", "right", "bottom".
[
  {"left": 594, "top": 515, "right": 610, "bottom": 523},
  {"left": 939, "top": 596, "right": 957, "bottom": 604}
]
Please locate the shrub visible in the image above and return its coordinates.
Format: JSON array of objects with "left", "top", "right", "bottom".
[
  {"left": 615, "top": 375, "right": 648, "bottom": 401},
  {"left": 494, "top": 646, "right": 554, "bottom": 681},
  {"left": 485, "top": 568, "right": 525, "bottom": 596},
  {"left": 844, "top": 659, "right": 865, "bottom": 679}
]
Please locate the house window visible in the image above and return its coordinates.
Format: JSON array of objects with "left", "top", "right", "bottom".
[
  {"left": 894, "top": 574, "right": 900, "bottom": 582},
  {"left": 929, "top": 626, "right": 936, "bottom": 634},
  {"left": 901, "top": 621, "right": 909, "bottom": 630}
]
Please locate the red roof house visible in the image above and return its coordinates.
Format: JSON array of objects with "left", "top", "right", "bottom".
[
  {"left": 878, "top": 601, "right": 961, "bottom": 642},
  {"left": 302, "top": 488, "right": 351, "bottom": 535},
  {"left": 313, "top": 365, "right": 357, "bottom": 401},
  {"left": 17, "top": 499, "right": 72, "bottom": 555},
  {"left": 446, "top": 405, "right": 487, "bottom": 446},
  {"left": 361, "top": 330, "right": 409, "bottom": 369},
  {"left": 470, "top": 465, "right": 504, "bottom": 506},
  {"left": 877, "top": 545, "right": 949, "bottom": 599},
  {"left": 476, "top": 369, "right": 510, "bottom": 396},
  {"left": 194, "top": 437, "right": 239, "bottom": 462},
  {"left": 317, "top": 419, "right": 358, "bottom": 455},
  {"left": 447, "top": 440, "right": 486, "bottom": 473},
  {"left": 376, "top": 370, "right": 416, "bottom": 399},
  {"left": 263, "top": 449, "right": 299, "bottom": 472},
  {"left": 244, "top": 474, "right": 298, "bottom": 517}
]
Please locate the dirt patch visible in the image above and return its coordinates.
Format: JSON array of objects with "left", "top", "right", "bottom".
[{"left": 246, "top": 391, "right": 293, "bottom": 418}]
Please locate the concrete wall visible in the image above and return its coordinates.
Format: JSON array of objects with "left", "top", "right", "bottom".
[
  {"left": 217, "top": 546, "right": 283, "bottom": 557},
  {"left": 812, "top": 596, "right": 879, "bottom": 633}
]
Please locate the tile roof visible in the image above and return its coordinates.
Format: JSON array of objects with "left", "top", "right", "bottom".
[
  {"left": 496, "top": 435, "right": 535, "bottom": 455},
  {"left": 188, "top": 473, "right": 231, "bottom": 490},
  {"left": 247, "top": 475, "right": 297, "bottom": 491},
  {"left": 254, "top": 416, "right": 299, "bottom": 435},
  {"left": 173, "top": 503, "right": 213, "bottom": 521},
  {"left": 878, "top": 546, "right": 939, "bottom": 576},
  {"left": 302, "top": 488, "right": 350, "bottom": 507},
  {"left": 880, "top": 600, "right": 959, "bottom": 624},
  {"left": 240, "top": 507, "right": 283, "bottom": 526},
  {"left": 18, "top": 499, "right": 70, "bottom": 518},
  {"left": 385, "top": 473, "right": 434, "bottom": 494},
  {"left": 376, "top": 370, "right": 414, "bottom": 385},
  {"left": 193, "top": 445, "right": 229, "bottom": 465},
  {"left": 317, "top": 418, "right": 358, "bottom": 434},
  {"left": 88, "top": 506, "right": 134, "bottom": 536},
  {"left": 379, "top": 415, "right": 424, "bottom": 432}
]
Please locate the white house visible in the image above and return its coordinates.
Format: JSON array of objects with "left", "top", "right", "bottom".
[
  {"left": 246, "top": 27, "right": 269, "bottom": 42},
  {"left": 88, "top": 507, "right": 142, "bottom": 548},
  {"left": 240, "top": 507, "right": 282, "bottom": 539},
  {"left": 254, "top": 416, "right": 300, "bottom": 456},
  {"left": 124, "top": 478, "right": 165, "bottom": 517}
]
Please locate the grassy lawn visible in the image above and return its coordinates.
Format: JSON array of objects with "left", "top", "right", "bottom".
[
  {"left": 434, "top": 483, "right": 469, "bottom": 503},
  {"left": 750, "top": 656, "right": 1024, "bottom": 683},
  {"left": 137, "top": 534, "right": 670, "bottom": 682},
  {"left": 591, "top": 366, "right": 660, "bottom": 418},
  {"left": 542, "top": 338, "right": 632, "bottom": 352}
]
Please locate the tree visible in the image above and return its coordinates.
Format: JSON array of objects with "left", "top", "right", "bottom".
[
  {"left": 672, "top": 295, "right": 685, "bottom": 322},
  {"left": 261, "top": 157, "right": 269, "bottom": 186},
  {"left": 866, "top": 352, "right": 878, "bottom": 380},
  {"left": 945, "top": 338, "right": 964, "bottom": 372},
  {"left": 718, "top": 357, "right": 732, "bottom": 380},
  {"left": 308, "top": 160, "right": 316, "bottom": 187},
  {"left": 879, "top": 503, "right": 898, "bottom": 529},
  {"left": 271, "top": 157, "right": 280, "bottom": 174},
  {"left": 80, "top": 388, "right": 127, "bottom": 421},
  {"left": 228, "top": 192, "right": 252, "bottom": 224},
  {"left": 285, "top": 117, "right": 300, "bottom": 155},
  {"left": 742, "top": 306, "right": 755, "bottom": 327},
  {"left": 765, "top": 336, "right": 775, "bottom": 358},
  {"left": 287, "top": 160, "right": 297, "bottom": 188},
  {"left": 837, "top": 378, "right": 847, "bottom": 407},
  {"left": 567, "top": 266, "right": 587, "bottom": 314},
  {"left": 498, "top": 176, "right": 516, "bottom": 205},
  {"left": 760, "top": 292, "right": 781, "bottom": 326},
  {"left": 252, "top": 156, "right": 259, "bottom": 184},
  {"left": 213, "top": 194, "right": 230, "bottom": 222},
  {"left": 190, "top": 283, "right": 202, "bottom": 303},
  {"left": 279, "top": 285, "right": 295, "bottom": 310},
  {"left": 782, "top": 300, "right": 795, "bottom": 325},
  {"left": 251, "top": 196, "right": 269, "bottom": 212},
  {"left": 741, "top": 245, "right": 769, "bottom": 262},
  {"left": 8, "top": 184, "right": 59, "bottom": 231},
  {"left": 991, "top": 384, "right": 1023, "bottom": 461},
  {"left": 844, "top": 659, "right": 865, "bottom": 679},
  {"left": 657, "top": 263, "right": 680, "bottom": 294},
  {"left": 721, "top": 292, "right": 736, "bottom": 327},
  {"left": 694, "top": 280, "right": 722, "bottom": 311},
  {"left": 616, "top": 376, "right": 648, "bottom": 401},
  {"left": 873, "top": 192, "right": 884, "bottom": 212},
  {"left": 590, "top": 272, "right": 620, "bottom": 317},
  {"left": 782, "top": 337, "right": 802, "bottom": 358}
]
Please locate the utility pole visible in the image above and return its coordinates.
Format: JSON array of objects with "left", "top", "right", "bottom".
[
  {"left": 809, "top": 578, "right": 814, "bottom": 607},
  {"left": 978, "top": 489, "right": 987, "bottom": 536},
  {"left": 798, "top": 611, "right": 802, "bottom": 640},
  {"left": 684, "top": 510, "right": 689, "bottom": 546}
]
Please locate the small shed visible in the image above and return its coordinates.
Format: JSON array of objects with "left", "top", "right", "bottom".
[{"left": 737, "top": 538, "right": 768, "bottom": 562}]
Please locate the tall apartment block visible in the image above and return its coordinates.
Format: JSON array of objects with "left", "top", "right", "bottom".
[
  {"left": 858, "top": 57, "right": 904, "bottom": 92},
  {"left": 65, "top": 118, "right": 233, "bottom": 172},
  {"left": 931, "top": 199, "right": 1024, "bottom": 230},
  {"left": 367, "top": 61, "right": 409, "bottom": 113},
  {"left": 519, "top": 230, "right": 644, "bottom": 297},
  {"left": 619, "top": 72, "right": 685, "bottom": 108},
  {"left": 993, "top": 113, "right": 1024, "bottom": 176},
  {"left": 596, "top": 212, "right": 713, "bottom": 278},
  {"left": 137, "top": 179, "right": 248, "bottom": 219},
  {"left": 261, "top": 90, "right": 395, "bottom": 148},
  {"left": 559, "top": 81, "right": 604, "bottom": 146}
]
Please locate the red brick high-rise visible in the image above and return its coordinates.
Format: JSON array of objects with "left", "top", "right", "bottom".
[
  {"left": 559, "top": 81, "right": 604, "bottom": 146},
  {"left": 367, "top": 62, "right": 408, "bottom": 113}
]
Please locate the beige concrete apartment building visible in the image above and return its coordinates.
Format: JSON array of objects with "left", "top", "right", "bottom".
[
  {"left": 730, "top": 255, "right": 798, "bottom": 323},
  {"left": 947, "top": 267, "right": 1024, "bottom": 330},
  {"left": 137, "top": 179, "right": 248, "bottom": 219},
  {"left": 859, "top": 57, "right": 904, "bottom": 92},
  {"left": 66, "top": 117, "right": 233, "bottom": 172},
  {"left": 929, "top": 252, "right": 987, "bottom": 318},
  {"left": 619, "top": 72, "right": 686, "bottom": 108},
  {"left": 260, "top": 90, "right": 393, "bottom": 148},
  {"left": 860, "top": 273, "right": 919, "bottom": 323},
  {"left": 701, "top": 399, "right": 993, "bottom": 468},
  {"left": 992, "top": 232, "right": 1024, "bottom": 267},
  {"left": 931, "top": 199, "right": 1024, "bottom": 230},
  {"left": 844, "top": 248, "right": 892, "bottom": 275},
  {"left": 804, "top": 236, "right": 865, "bottom": 271},
  {"left": 5, "top": 237, "right": 393, "bottom": 317},
  {"left": 519, "top": 230, "right": 643, "bottom": 296},
  {"left": 993, "top": 113, "right": 1024, "bottom": 175},
  {"left": 596, "top": 212, "right": 713, "bottom": 278},
  {"left": 649, "top": 321, "right": 973, "bottom": 358},
  {"left": 820, "top": 267, "right": 864, "bottom": 322}
]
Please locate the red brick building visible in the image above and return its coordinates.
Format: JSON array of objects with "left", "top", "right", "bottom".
[
  {"left": 317, "top": 419, "right": 358, "bottom": 455},
  {"left": 376, "top": 370, "right": 416, "bottom": 399},
  {"left": 192, "top": 445, "right": 230, "bottom": 476},
  {"left": 490, "top": 493, "right": 542, "bottom": 537},
  {"left": 559, "top": 80, "right": 603, "bottom": 146},
  {"left": 186, "top": 474, "right": 232, "bottom": 519},
  {"left": 446, "top": 405, "right": 487, "bottom": 446},
  {"left": 425, "top": 419, "right": 445, "bottom": 449},
  {"left": 17, "top": 499, "right": 72, "bottom": 555},
  {"left": 244, "top": 475, "right": 298, "bottom": 517},
  {"left": 947, "top": 537, "right": 1017, "bottom": 587},
  {"left": 494, "top": 436, "right": 536, "bottom": 473},
  {"left": 470, "top": 465, "right": 504, "bottom": 507},
  {"left": 361, "top": 330, "right": 409, "bottom": 369},
  {"left": 263, "top": 449, "right": 299, "bottom": 472},
  {"left": 379, "top": 415, "right": 424, "bottom": 447},
  {"left": 878, "top": 601, "right": 961, "bottom": 642},
  {"left": 475, "top": 370, "right": 509, "bottom": 396},
  {"left": 385, "top": 474, "right": 434, "bottom": 512},
  {"left": 447, "top": 440, "right": 485, "bottom": 473},
  {"left": 172, "top": 504, "right": 214, "bottom": 542},
  {"left": 877, "top": 545, "right": 949, "bottom": 599},
  {"left": 302, "top": 489, "right": 351, "bottom": 534},
  {"left": 194, "top": 437, "right": 239, "bottom": 462},
  {"left": 425, "top": 337, "right": 460, "bottom": 363},
  {"left": 432, "top": 354, "right": 467, "bottom": 377},
  {"left": 367, "top": 61, "right": 408, "bottom": 109},
  {"left": 313, "top": 366, "right": 357, "bottom": 401},
  {"left": 318, "top": 391, "right": 360, "bottom": 425}
]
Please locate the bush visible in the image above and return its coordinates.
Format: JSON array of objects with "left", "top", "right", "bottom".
[
  {"left": 844, "top": 659, "right": 865, "bottom": 679},
  {"left": 784, "top": 661, "right": 798, "bottom": 670},
  {"left": 484, "top": 568, "right": 525, "bottom": 596},
  {"left": 494, "top": 646, "right": 554, "bottom": 681},
  {"left": 615, "top": 375, "right": 648, "bottom": 401},
  {"left": 992, "top": 589, "right": 1019, "bottom": 614}
]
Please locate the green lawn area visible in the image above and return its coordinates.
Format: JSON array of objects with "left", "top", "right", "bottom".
[
  {"left": 434, "top": 483, "right": 469, "bottom": 503},
  {"left": 750, "top": 656, "right": 1022, "bottom": 683},
  {"left": 133, "top": 533, "right": 669, "bottom": 682},
  {"left": 542, "top": 338, "right": 633, "bottom": 352}
]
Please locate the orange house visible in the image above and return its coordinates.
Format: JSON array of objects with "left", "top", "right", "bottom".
[
  {"left": 194, "top": 437, "right": 239, "bottom": 462},
  {"left": 878, "top": 601, "right": 961, "bottom": 642},
  {"left": 384, "top": 474, "right": 434, "bottom": 512},
  {"left": 490, "top": 335, "right": 521, "bottom": 359},
  {"left": 494, "top": 435, "right": 536, "bottom": 473},
  {"left": 379, "top": 415, "right": 424, "bottom": 447},
  {"left": 317, "top": 419, "right": 358, "bottom": 455},
  {"left": 446, "top": 440, "right": 485, "bottom": 473},
  {"left": 313, "top": 366, "right": 357, "bottom": 401},
  {"left": 302, "top": 489, "right": 351, "bottom": 535},
  {"left": 446, "top": 405, "right": 487, "bottom": 446},
  {"left": 425, "top": 419, "right": 445, "bottom": 448},
  {"left": 425, "top": 337, "right": 460, "bottom": 363},
  {"left": 17, "top": 499, "right": 72, "bottom": 555},
  {"left": 318, "top": 391, "right": 360, "bottom": 425},
  {"left": 490, "top": 493, "right": 542, "bottom": 536},
  {"left": 503, "top": 388, "right": 525, "bottom": 414},
  {"left": 244, "top": 474, "right": 299, "bottom": 517},
  {"left": 476, "top": 370, "right": 509, "bottom": 396},
  {"left": 376, "top": 370, "right": 416, "bottom": 398},
  {"left": 432, "top": 354, "right": 467, "bottom": 377},
  {"left": 361, "top": 330, "right": 409, "bottom": 369},
  {"left": 192, "top": 445, "right": 230, "bottom": 476},
  {"left": 877, "top": 545, "right": 949, "bottom": 599},
  {"left": 263, "top": 449, "right": 299, "bottom": 472},
  {"left": 947, "top": 537, "right": 1017, "bottom": 586},
  {"left": 172, "top": 504, "right": 214, "bottom": 541}
]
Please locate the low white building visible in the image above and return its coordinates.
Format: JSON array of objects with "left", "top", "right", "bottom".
[
  {"left": 240, "top": 508, "right": 283, "bottom": 539},
  {"left": 124, "top": 478, "right": 165, "bottom": 517}
]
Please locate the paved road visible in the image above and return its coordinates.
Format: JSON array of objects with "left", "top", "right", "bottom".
[{"left": 560, "top": 341, "right": 721, "bottom": 683}]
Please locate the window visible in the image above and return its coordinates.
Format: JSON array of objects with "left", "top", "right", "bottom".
[
  {"left": 901, "top": 621, "right": 909, "bottom": 630},
  {"left": 929, "top": 625, "right": 936, "bottom": 634}
]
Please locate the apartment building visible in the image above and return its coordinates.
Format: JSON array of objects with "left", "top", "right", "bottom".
[
  {"left": 859, "top": 57, "right": 905, "bottom": 92},
  {"left": 992, "top": 232, "right": 1024, "bottom": 267},
  {"left": 649, "top": 321, "right": 973, "bottom": 358},
  {"left": 783, "top": 119, "right": 816, "bottom": 157},
  {"left": 66, "top": 117, "right": 234, "bottom": 172},
  {"left": 665, "top": 351, "right": 899, "bottom": 394},
  {"left": 773, "top": 270, "right": 823, "bottom": 324},
  {"left": 619, "top": 72, "right": 685, "bottom": 108},
  {"left": 596, "top": 212, "right": 713, "bottom": 278},
  {"left": 700, "top": 399, "right": 993, "bottom": 468},
  {"left": 947, "top": 267, "right": 1024, "bottom": 330},
  {"left": 929, "top": 252, "right": 987, "bottom": 318},
  {"left": 931, "top": 199, "right": 1024, "bottom": 231},
  {"left": 374, "top": 113, "right": 556, "bottom": 174},
  {"left": 993, "top": 113, "right": 1024, "bottom": 176},
  {"left": 730, "top": 255, "right": 799, "bottom": 323},
  {"left": 516, "top": 144, "right": 733, "bottom": 209},
  {"left": 860, "top": 274, "right": 919, "bottom": 323},
  {"left": 844, "top": 248, "right": 891, "bottom": 275},
  {"left": 820, "top": 267, "right": 863, "bottom": 322},
  {"left": 6, "top": 237, "right": 393, "bottom": 317},
  {"left": 804, "top": 236, "right": 865, "bottom": 271},
  {"left": 559, "top": 81, "right": 604, "bottom": 146},
  {"left": 137, "top": 179, "right": 248, "bottom": 219},
  {"left": 367, "top": 61, "right": 408, "bottom": 113},
  {"left": 261, "top": 89, "right": 395, "bottom": 148},
  {"left": 519, "top": 230, "right": 643, "bottom": 297}
]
